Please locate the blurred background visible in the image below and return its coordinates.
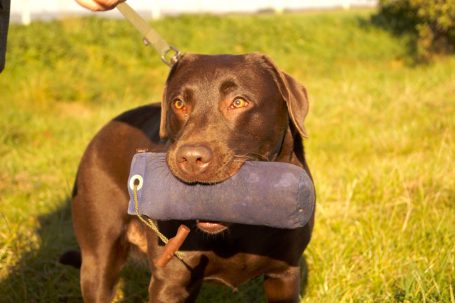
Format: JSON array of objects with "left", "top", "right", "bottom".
[
  {"left": 11, "top": 0, "right": 376, "bottom": 23},
  {"left": 0, "top": 0, "right": 454, "bottom": 302}
]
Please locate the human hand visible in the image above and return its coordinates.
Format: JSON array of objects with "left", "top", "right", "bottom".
[{"left": 76, "top": 0, "right": 125, "bottom": 11}]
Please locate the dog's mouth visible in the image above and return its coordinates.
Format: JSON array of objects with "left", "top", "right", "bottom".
[
  {"left": 196, "top": 220, "right": 229, "bottom": 234},
  {"left": 166, "top": 150, "right": 240, "bottom": 234},
  {"left": 167, "top": 154, "right": 246, "bottom": 184}
]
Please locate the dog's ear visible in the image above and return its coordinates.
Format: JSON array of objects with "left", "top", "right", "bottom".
[
  {"left": 159, "top": 84, "right": 169, "bottom": 139},
  {"left": 253, "top": 54, "right": 310, "bottom": 138},
  {"left": 159, "top": 59, "right": 182, "bottom": 139},
  {"left": 279, "top": 71, "right": 309, "bottom": 138}
]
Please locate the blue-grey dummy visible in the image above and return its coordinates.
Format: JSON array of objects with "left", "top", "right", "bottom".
[{"left": 127, "top": 152, "right": 315, "bottom": 229}]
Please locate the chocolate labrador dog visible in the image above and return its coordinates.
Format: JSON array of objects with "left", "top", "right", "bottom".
[{"left": 69, "top": 53, "right": 314, "bottom": 302}]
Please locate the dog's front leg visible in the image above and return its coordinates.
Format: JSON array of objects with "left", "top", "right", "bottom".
[
  {"left": 147, "top": 271, "right": 201, "bottom": 303},
  {"left": 79, "top": 240, "right": 129, "bottom": 303},
  {"left": 264, "top": 267, "right": 301, "bottom": 303},
  {"left": 73, "top": 181, "right": 131, "bottom": 302},
  {"left": 146, "top": 251, "right": 207, "bottom": 303}
]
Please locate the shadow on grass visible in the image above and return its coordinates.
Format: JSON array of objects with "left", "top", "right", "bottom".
[
  {"left": 354, "top": 15, "right": 432, "bottom": 67},
  {"left": 358, "top": 8, "right": 454, "bottom": 64},
  {"left": 0, "top": 199, "right": 147, "bottom": 302},
  {"left": 0, "top": 199, "right": 82, "bottom": 302},
  {"left": 0, "top": 200, "right": 309, "bottom": 302},
  {"left": 363, "top": 13, "right": 421, "bottom": 63}
]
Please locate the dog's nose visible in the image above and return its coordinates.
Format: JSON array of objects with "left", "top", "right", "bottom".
[{"left": 176, "top": 144, "right": 213, "bottom": 176}]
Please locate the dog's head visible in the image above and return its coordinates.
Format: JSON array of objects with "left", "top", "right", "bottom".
[
  {"left": 161, "top": 53, "right": 309, "bottom": 184},
  {"left": 160, "top": 53, "right": 309, "bottom": 233}
]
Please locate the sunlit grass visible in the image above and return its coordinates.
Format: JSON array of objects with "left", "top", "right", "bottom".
[{"left": 0, "top": 9, "right": 454, "bottom": 302}]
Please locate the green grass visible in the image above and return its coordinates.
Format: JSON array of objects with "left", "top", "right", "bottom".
[{"left": 1, "top": 8, "right": 454, "bottom": 302}]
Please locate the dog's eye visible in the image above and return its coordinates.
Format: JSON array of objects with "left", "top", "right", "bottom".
[
  {"left": 173, "top": 99, "right": 185, "bottom": 110},
  {"left": 230, "top": 98, "right": 249, "bottom": 109}
]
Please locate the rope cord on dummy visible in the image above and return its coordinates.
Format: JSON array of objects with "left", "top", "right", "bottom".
[{"left": 132, "top": 182, "right": 185, "bottom": 261}]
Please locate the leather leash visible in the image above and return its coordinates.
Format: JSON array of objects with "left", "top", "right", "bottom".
[
  {"left": 117, "top": 2, "right": 181, "bottom": 67},
  {"left": 117, "top": 6, "right": 187, "bottom": 266}
]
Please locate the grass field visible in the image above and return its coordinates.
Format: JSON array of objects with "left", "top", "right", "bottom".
[{"left": 0, "top": 8, "right": 454, "bottom": 302}]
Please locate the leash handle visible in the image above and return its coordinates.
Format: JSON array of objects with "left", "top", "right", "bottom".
[
  {"left": 117, "top": 2, "right": 180, "bottom": 66},
  {"left": 154, "top": 225, "right": 190, "bottom": 268}
]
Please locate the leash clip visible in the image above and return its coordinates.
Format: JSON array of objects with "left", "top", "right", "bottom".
[
  {"left": 161, "top": 46, "right": 181, "bottom": 67},
  {"left": 117, "top": 2, "right": 181, "bottom": 68}
]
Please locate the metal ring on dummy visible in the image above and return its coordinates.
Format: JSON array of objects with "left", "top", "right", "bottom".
[{"left": 129, "top": 174, "right": 143, "bottom": 191}]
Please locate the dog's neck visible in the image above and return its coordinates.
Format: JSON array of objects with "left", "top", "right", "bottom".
[{"left": 275, "top": 123, "right": 307, "bottom": 169}]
